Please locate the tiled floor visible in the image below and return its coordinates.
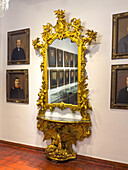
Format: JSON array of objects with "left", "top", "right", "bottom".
[{"left": 0, "top": 142, "right": 128, "bottom": 170}]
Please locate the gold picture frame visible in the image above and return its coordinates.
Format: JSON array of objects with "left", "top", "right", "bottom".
[
  {"left": 112, "top": 12, "right": 128, "bottom": 59},
  {"left": 33, "top": 9, "right": 97, "bottom": 120},
  {"left": 8, "top": 28, "right": 30, "bottom": 65},
  {"left": 111, "top": 64, "right": 128, "bottom": 109},
  {"left": 6, "top": 69, "right": 29, "bottom": 104}
]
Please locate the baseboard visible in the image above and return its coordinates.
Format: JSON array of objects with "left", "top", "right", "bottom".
[
  {"left": 0, "top": 139, "right": 128, "bottom": 168},
  {"left": 0, "top": 139, "right": 45, "bottom": 152},
  {"left": 77, "top": 154, "right": 128, "bottom": 168}
]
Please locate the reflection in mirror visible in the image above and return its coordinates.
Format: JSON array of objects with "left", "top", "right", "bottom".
[{"left": 47, "top": 38, "right": 78, "bottom": 105}]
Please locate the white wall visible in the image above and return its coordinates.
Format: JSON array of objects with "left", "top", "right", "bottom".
[
  {"left": 0, "top": 18, "right": 3, "bottom": 137},
  {"left": 0, "top": 0, "right": 128, "bottom": 164}
]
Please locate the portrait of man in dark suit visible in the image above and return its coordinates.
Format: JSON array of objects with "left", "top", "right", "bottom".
[
  {"left": 11, "top": 39, "right": 26, "bottom": 60},
  {"left": 75, "top": 54, "right": 78, "bottom": 67},
  {"left": 75, "top": 69, "right": 78, "bottom": 82},
  {"left": 70, "top": 53, "right": 74, "bottom": 67},
  {"left": 48, "top": 47, "right": 56, "bottom": 67},
  {"left": 57, "top": 49, "right": 63, "bottom": 67},
  {"left": 10, "top": 77, "right": 25, "bottom": 99},
  {"left": 65, "top": 70, "right": 69, "bottom": 85},
  {"left": 59, "top": 71, "right": 64, "bottom": 86},
  {"left": 118, "top": 34, "right": 128, "bottom": 54},
  {"left": 8, "top": 28, "right": 30, "bottom": 65},
  {"left": 117, "top": 76, "right": 128, "bottom": 104},
  {"left": 50, "top": 70, "right": 57, "bottom": 88},
  {"left": 117, "top": 17, "right": 128, "bottom": 54},
  {"left": 70, "top": 70, "right": 74, "bottom": 83},
  {"left": 64, "top": 51, "right": 69, "bottom": 67},
  {"left": 7, "top": 69, "right": 29, "bottom": 104}
]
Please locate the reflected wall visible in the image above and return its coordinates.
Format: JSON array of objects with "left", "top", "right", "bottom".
[{"left": 47, "top": 38, "right": 78, "bottom": 105}]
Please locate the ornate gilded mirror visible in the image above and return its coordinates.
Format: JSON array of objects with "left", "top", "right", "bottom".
[
  {"left": 33, "top": 9, "right": 97, "bottom": 161},
  {"left": 33, "top": 9, "right": 97, "bottom": 120}
]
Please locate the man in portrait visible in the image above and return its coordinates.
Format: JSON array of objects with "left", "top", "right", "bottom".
[
  {"left": 117, "top": 76, "right": 128, "bottom": 104},
  {"left": 75, "top": 54, "right": 78, "bottom": 67},
  {"left": 58, "top": 52, "right": 63, "bottom": 66},
  {"left": 11, "top": 38, "right": 26, "bottom": 60},
  {"left": 71, "top": 71, "right": 74, "bottom": 83},
  {"left": 70, "top": 54, "right": 73, "bottom": 67},
  {"left": 10, "top": 77, "right": 25, "bottom": 99},
  {"left": 65, "top": 54, "right": 69, "bottom": 67},
  {"left": 59, "top": 72, "right": 63, "bottom": 85},
  {"left": 49, "top": 50, "right": 56, "bottom": 66},
  {"left": 118, "top": 34, "right": 128, "bottom": 54},
  {"left": 65, "top": 71, "right": 69, "bottom": 84},
  {"left": 51, "top": 72, "right": 57, "bottom": 87}
]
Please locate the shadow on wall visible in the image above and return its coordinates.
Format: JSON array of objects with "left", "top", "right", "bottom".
[{"left": 85, "top": 34, "right": 102, "bottom": 58}]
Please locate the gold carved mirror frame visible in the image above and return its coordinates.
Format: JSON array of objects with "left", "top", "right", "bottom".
[{"left": 33, "top": 9, "right": 97, "bottom": 120}]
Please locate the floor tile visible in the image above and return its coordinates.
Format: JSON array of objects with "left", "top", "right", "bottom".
[{"left": 0, "top": 142, "right": 127, "bottom": 170}]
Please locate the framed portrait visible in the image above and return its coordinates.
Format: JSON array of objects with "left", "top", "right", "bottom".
[
  {"left": 50, "top": 70, "right": 57, "bottom": 89},
  {"left": 48, "top": 47, "right": 56, "bottom": 67},
  {"left": 75, "top": 69, "right": 78, "bottom": 82},
  {"left": 57, "top": 49, "right": 63, "bottom": 67},
  {"left": 75, "top": 54, "right": 78, "bottom": 67},
  {"left": 110, "top": 64, "right": 128, "bottom": 109},
  {"left": 8, "top": 28, "right": 30, "bottom": 65},
  {"left": 65, "top": 70, "right": 69, "bottom": 85},
  {"left": 64, "top": 51, "right": 69, "bottom": 67},
  {"left": 6, "top": 69, "right": 29, "bottom": 104},
  {"left": 70, "top": 53, "right": 74, "bottom": 67},
  {"left": 70, "top": 70, "right": 74, "bottom": 83},
  {"left": 58, "top": 70, "right": 64, "bottom": 86},
  {"left": 112, "top": 12, "right": 128, "bottom": 59}
]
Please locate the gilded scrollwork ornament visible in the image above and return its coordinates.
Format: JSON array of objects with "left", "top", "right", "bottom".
[
  {"left": 37, "top": 116, "right": 91, "bottom": 161},
  {"left": 33, "top": 9, "right": 97, "bottom": 119},
  {"left": 33, "top": 9, "right": 97, "bottom": 161}
]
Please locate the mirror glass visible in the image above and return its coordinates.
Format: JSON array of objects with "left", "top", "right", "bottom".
[{"left": 47, "top": 38, "right": 78, "bottom": 105}]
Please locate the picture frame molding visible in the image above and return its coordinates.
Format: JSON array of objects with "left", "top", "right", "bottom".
[
  {"left": 8, "top": 28, "right": 30, "bottom": 65},
  {"left": 6, "top": 69, "right": 29, "bottom": 104},
  {"left": 110, "top": 64, "right": 128, "bottom": 109},
  {"left": 112, "top": 12, "right": 128, "bottom": 59}
]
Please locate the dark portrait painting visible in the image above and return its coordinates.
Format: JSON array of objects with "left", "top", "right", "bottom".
[
  {"left": 64, "top": 51, "right": 69, "bottom": 67},
  {"left": 6, "top": 69, "right": 29, "bottom": 104},
  {"left": 70, "top": 53, "right": 74, "bottom": 67},
  {"left": 75, "top": 69, "right": 78, "bottom": 82},
  {"left": 112, "top": 12, "right": 128, "bottom": 59},
  {"left": 70, "top": 70, "right": 74, "bottom": 83},
  {"left": 118, "top": 17, "right": 128, "bottom": 54},
  {"left": 75, "top": 54, "right": 78, "bottom": 67},
  {"left": 65, "top": 70, "right": 69, "bottom": 85},
  {"left": 48, "top": 47, "right": 56, "bottom": 67},
  {"left": 8, "top": 28, "right": 30, "bottom": 65},
  {"left": 111, "top": 64, "right": 128, "bottom": 109},
  {"left": 116, "top": 69, "right": 128, "bottom": 104},
  {"left": 58, "top": 70, "right": 64, "bottom": 86},
  {"left": 50, "top": 70, "right": 57, "bottom": 89},
  {"left": 57, "top": 49, "right": 63, "bottom": 67}
]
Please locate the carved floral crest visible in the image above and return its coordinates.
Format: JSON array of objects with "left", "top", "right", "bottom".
[{"left": 33, "top": 9, "right": 97, "bottom": 120}]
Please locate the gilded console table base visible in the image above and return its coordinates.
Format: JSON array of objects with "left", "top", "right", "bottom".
[
  {"left": 37, "top": 116, "right": 91, "bottom": 161},
  {"left": 46, "top": 146, "right": 76, "bottom": 161}
]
